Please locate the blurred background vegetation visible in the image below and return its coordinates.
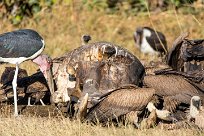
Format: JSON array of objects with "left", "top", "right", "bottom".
[
  {"left": 0, "top": 0, "right": 203, "bottom": 25},
  {"left": 0, "top": 0, "right": 204, "bottom": 74}
]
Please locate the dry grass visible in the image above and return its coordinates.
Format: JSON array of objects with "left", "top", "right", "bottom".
[
  {"left": 0, "top": 116, "right": 203, "bottom": 136},
  {"left": 0, "top": 1, "right": 204, "bottom": 135}
]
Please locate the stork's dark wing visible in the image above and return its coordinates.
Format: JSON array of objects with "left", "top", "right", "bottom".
[
  {"left": 0, "top": 29, "right": 44, "bottom": 58},
  {"left": 85, "top": 87, "right": 155, "bottom": 124},
  {"left": 144, "top": 75, "right": 204, "bottom": 111},
  {"left": 145, "top": 30, "right": 167, "bottom": 53}
]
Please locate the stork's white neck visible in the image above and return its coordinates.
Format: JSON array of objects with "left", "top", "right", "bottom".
[
  {"left": 143, "top": 29, "right": 151, "bottom": 37},
  {"left": 140, "top": 29, "right": 157, "bottom": 54}
]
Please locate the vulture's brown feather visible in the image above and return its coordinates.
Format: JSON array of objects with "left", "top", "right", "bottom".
[
  {"left": 85, "top": 87, "right": 155, "bottom": 123},
  {"left": 27, "top": 81, "right": 48, "bottom": 93},
  {"left": 1, "top": 71, "right": 50, "bottom": 104},
  {"left": 155, "top": 69, "right": 204, "bottom": 93},
  {"left": 0, "top": 67, "right": 28, "bottom": 88},
  {"left": 144, "top": 74, "right": 204, "bottom": 111},
  {"left": 181, "top": 39, "right": 204, "bottom": 62}
]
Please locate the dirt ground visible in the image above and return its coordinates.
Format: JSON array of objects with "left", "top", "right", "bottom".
[{"left": 0, "top": 104, "right": 66, "bottom": 118}]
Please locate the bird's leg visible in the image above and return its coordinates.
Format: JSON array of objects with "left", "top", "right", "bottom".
[
  {"left": 27, "top": 97, "right": 32, "bottom": 106},
  {"left": 40, "top": 99, "right": 46, "bottom": 106},
  {"left": 125, "top": 111, "right": 139, "bottom": 128},
  {"left": 12, "top": 63, "right": 19, "bottom": 116},
  {"left": 114, "top": 46, "right": 118, "bottom": 57},
  {"left": 133, "top": 114, "right": 140, "bottom": 128}
]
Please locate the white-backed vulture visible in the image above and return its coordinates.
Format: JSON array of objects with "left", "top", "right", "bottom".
[
  {"left": 84, "top": 86, "right": 173, "bottom": 125},
  {"left": 81, "top": 35, "right": 91, "bottom": 46},
  {"left": 189, "top": 96, "right": 204, "bottom": 129},
  {"left": 0, "top": 67, "right": 28, "bottom": 85},
  {"left": 144, "top": 74, "right": 204, "bottom": 112},
  {"left": 167, "top": 32, "right": 204, "bottom": 72},
  {"left": 154, "top": 68, "right": 204, "bottom": 93},
  {"left": 0, "top": 68, "right": 51, "bottom": 105},
  {"left": 0, "top": 67, "right": 28, "bottom": 102},
  {"left": 143, "top": 61, "right": 170, "bottom": 75}
]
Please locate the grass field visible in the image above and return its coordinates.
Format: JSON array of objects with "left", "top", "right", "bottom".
[
  {"left": 0, "top": 116, "right": 203, "bottom": 136},
  {"left": 0, "top": 1, "right": 204, "bottom": 135}
]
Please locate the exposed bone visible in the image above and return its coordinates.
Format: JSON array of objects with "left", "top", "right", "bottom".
[
  {"left": 52, "top": 91, "right": 70, "bottom": 103},
  {"left": 85, "top": 79, "right": 93, "bottom": 84},
  {"left": 67, "top": 80, "right": 76, "bottom": 88},
  {"left": 54, "top": 67, "right": 71, "bottom": 103},
  {"left": 102, "top": 45, "right": 106, "bottom": 54},
  {"left": 77, "top": 93, "right": 89, "bottom": 121}
]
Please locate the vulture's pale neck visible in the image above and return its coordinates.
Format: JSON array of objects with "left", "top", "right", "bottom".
[{"left": 190, "top": 96, "right": 201, "bottom": 118}]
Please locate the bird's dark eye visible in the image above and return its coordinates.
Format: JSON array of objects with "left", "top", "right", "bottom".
[{"left": 47, "top": 58, "right": 52, "bottom": 63}]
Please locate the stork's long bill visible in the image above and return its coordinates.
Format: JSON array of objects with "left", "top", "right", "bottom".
[{"left": 32, "top": 54, "right": 55, "bottom": 95}]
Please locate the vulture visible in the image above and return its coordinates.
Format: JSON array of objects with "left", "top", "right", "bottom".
[
  {"left": 0, "top": 67, "right": 28, "bottom": 102},
  {"left": 81, "top": 35, "right": 91, "bottom": 46},
  {"left": 143, "top": 70, "right": 204, "bottom": 113},
  {"left": 134, "top": 26, "right": 168, "bottom": 55},
  {"left": 189, "top": 96, "right": 204, "bottom": 129},
  {"left": 143, "top": 61, "right": 170, "bottom": 75},
  {"left": 167, "top": 32, "right": 204, "bottom": 72},
  {"left": 78, "top": 85, "right": 174, "bottom": 126},
  {"left": 0, "top": 67, "right": 28, "bottom": 85},
  {"left": 0, "top": 67, "right": 51, "bottom": 105}
]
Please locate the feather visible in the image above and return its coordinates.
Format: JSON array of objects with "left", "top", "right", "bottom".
[
  {"left": 86, "top": 87, "right": 155, "bottom": 124},
  {"left": 144, "top": 74, "right": 204, "bottom": 111},
  {"left": 167, "top": 32, "right": 189, "bottom": 70}
]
